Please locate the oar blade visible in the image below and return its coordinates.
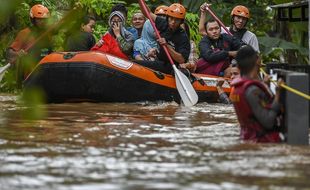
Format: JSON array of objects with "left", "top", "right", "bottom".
[
  {"left": 0, "top": 63, "right": 11, "bottom": 83},
  {"left": 173, "top": 65, "right": 198, "bottom": 107}
]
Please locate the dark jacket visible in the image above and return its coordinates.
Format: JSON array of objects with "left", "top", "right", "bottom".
[
  {"left": 155, "top": 17, "right": 190, "bottom": 65},
  {"left": 199, "top": 33, "right": 242, "bottom": 63}
]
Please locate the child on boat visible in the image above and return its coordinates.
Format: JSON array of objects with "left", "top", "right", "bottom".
[{"left": 65, "top": 15, "right": 96, "bottom": 51}]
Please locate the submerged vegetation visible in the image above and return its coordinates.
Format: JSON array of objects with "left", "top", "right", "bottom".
[{"left": 0, "top": 0, "right": 308, "bottom": 92}]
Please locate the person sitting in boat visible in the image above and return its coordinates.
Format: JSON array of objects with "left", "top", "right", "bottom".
[
  {"left": 133, "top": 20, "right": 159, "bottom": 61},
  {"left": 199, "top": 3, "right": 259, "bottom": 52},
  {"left": 137, "top": 2, "right": 190, "bottom": 74},
  {"left": 6, "top": 4, "right": 52, "bottom": 84},
  {"left": 128, "top": 12, "right": 146, "bottom": 39},
  {"left": 179, "top": 21, "right": 198, "bottom": 73},
  {"left": 230, "top": 45, "right": 285, "bottom": 143},
  {"left": 154, "top": 5, "right": 168, "bottom": 19},
  {"left": 111, "top": 3, "right": 139, "bottom": 41},
  {"left": 216, "top": 62, "right": 240, "bottom": 104},
  {"left": 196, "top": 18, "right": 242, "bottom": 76},
  {"left": 133, "top": 5, "right": 171, "bottom": 61},
  {"left": 91, "top": 11, "right": 134, "bottom": 60},
  {"left": 65, "top": 15, "right": 96, "bottom": 51}
]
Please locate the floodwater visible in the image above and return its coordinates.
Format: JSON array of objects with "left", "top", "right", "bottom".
[{"left": 0, "top": 94, "right": 310, "bottom": 190}]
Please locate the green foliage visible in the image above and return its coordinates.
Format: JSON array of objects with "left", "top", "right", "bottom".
[
  {"left": 93, "top": 23, "right": 108, "bottom": 41},
  {"left": 78, "top": 0, "right": 113, "bottom": 16},
  {"left": 259, "top": 36, "right": 309, "bottom": 63},
  {"left": 185, "top": 12, "right": 201, "bottom": 44},
  {"left": 127, "top": 3, "right": 142, "bottom": 26}
]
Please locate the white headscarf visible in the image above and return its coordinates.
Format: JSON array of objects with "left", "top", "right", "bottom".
[{"left": 108, "top": 11, "right": 133, "bottom": 42}]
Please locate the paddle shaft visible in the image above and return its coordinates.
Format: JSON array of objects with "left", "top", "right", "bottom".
[{"left": 139, "top": 0, "right": 175, "bottom": 66}]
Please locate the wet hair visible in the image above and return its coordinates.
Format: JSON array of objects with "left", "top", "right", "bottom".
[
  {"left": 82, "top": 15, "right": 95, "bottom": 25},
  {"left": 236, "top": 45, "right": 258, "bottom": 75},
  {"left": 111, "top": 3, "right": 128, "bottom": 18},
  {"left": 204, "top": 18, "right": 220, "bottom": 30}
]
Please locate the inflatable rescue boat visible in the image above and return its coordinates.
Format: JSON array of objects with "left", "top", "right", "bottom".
[{"left": 24, "top": 51, "right": 231, "bottom": 103}]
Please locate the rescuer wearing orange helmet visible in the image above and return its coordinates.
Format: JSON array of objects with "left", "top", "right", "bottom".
[
  {"left": 229, "top": 5, "right": 259, "bottom": 52},
  {"left": 138, "top": 2, "right": 190, "bottom": 74},
  {"left": 7, "top": 4, "right": 52, "bottom": 84},
  {"left": 199, "top": 4, "right": 259, "bottom": 52}
]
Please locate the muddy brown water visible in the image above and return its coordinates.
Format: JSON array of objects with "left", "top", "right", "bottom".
[{"left": 0, "top": 94, "right": 310, "bottom": 190}]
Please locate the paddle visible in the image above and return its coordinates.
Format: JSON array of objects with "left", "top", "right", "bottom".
[
  {"left": 0, "top": 6, "right": 79, "bottom": 83},
  {"left": 138, "top": 0, "right": 198, "bottom": 107}
]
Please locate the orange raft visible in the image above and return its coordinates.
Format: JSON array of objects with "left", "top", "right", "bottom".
[{"left": 24, "top": 51, "right": 231, "bottom": 103}]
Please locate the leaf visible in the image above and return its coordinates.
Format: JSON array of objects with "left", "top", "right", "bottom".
[{"left": 258, "top": 36, "right": 309, "bottom": 57}]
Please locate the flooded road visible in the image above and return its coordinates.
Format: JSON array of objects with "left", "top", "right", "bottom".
[{"left": 0, "top": 94, "right": 310, "bottom": 190}]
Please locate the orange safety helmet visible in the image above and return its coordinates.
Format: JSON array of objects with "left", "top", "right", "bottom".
[
  {"left": 166, "top": 3, "right": 186, "bottom": 19},
  {"left": 30, "top": 4, "right": 50, "bottom": 19},
  {"left": 231, "top": 5, "right": 250, "bottom": 19},
  {"left": 155, "top": 5, "right": 168, "bottom": 15}
]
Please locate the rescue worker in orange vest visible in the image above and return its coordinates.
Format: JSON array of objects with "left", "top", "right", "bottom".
[
  {"left": 230, "top": 45, "right": 285, "bottom": 143},
  {"left": 7, "top": 4, "right": 52, "bottom": 83}
]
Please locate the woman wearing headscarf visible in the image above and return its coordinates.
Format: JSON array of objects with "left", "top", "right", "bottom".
[
  {"left": 133, "top": 20, "right": 159, "bottom": 61},
  {"left": 91, "top": 11, "right": 134, "bottom": 60}
]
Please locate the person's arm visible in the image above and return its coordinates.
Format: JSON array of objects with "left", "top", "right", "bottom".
[
  {"left": 249, "top": 34, "right": 260, "bottom": 53},
  {"left": 198, "top": 3, "right": 208, "bottom": 36},
  {"left": 7, "top": 29, "right": 29, "bottom": 64},
  {"left": 228, "top": 51, "right": 237, "bottom": 58},
  {"left": 6, "top": 48, "right": 26, "bottom": 64},
  {"left": 216, "top": 78, "right": 231, "bottom": 104},
  {"left": 157, "top": 37, "right": 185, "bottom": 64},
  {"left": 116, "top": 36, "right": 134, "bottom": 54},
  {"left": 245, "top": 85, "right": 281, "bottom": 130},
  {"left": 167, "top": 44, "right": 185, "bottom": 64},
  {"left": 134, "top": 54, "right": 144, "bottom": 61},
  {"left": 113, "top": 22, "right": 133, "bottom": 54}
]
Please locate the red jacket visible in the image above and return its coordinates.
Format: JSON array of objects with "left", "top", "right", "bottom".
[
  {"left": 230, "top": 77, "right": 281, "bottom": 143},
  {"left": 91, "top": 32, "right": 128, "bottom": 60}
]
